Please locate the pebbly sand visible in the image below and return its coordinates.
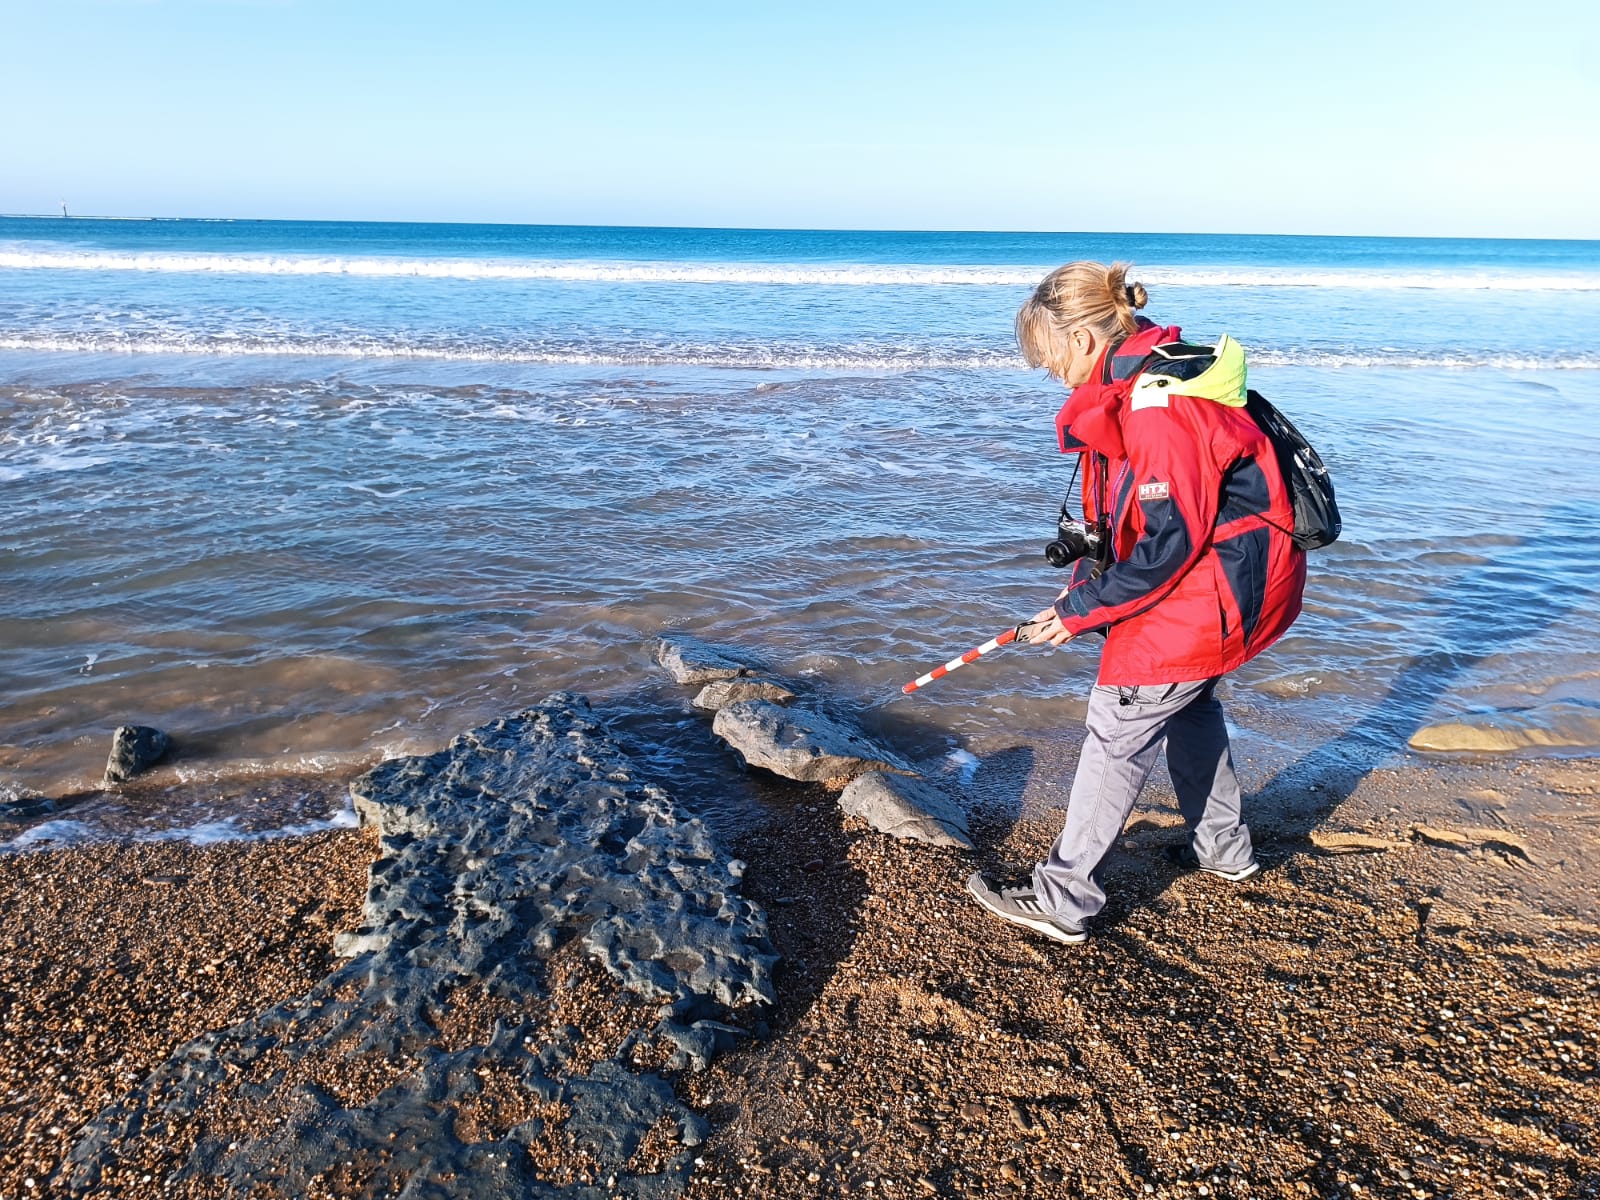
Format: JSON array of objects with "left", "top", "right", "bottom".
[{"left": 2, "top": 743, "right": 1597, "bottom": 1198}]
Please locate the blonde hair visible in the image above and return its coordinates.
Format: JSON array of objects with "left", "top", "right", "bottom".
[{"left": 1015, "top": 261, "right": 1149, "bottom": 371}]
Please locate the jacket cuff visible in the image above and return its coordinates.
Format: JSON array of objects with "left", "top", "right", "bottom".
[
  {"left": 1055, "top": 586, "right": 1100, "bottom": 634},
  {"left": 1064, "top": 585, "right": 1095, "bottom": 619}
]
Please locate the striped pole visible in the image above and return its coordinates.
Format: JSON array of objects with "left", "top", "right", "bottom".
[{"left": 901, "top": 620, "right": 1046, "bottom": 694}]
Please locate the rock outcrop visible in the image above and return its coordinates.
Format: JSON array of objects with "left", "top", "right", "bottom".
[
  {"left": 838, "top": 771, "right": 973, "bottom": 849},
  {"left": 692, "top": 677, "right": 796, "bottom": 712},
  {"left": 660, "top": 637, "right": 973, "bottom": 851},
  {"left": 63, "top": 695, "right": 775, "bottom": 1200},
  {"left": 712, "top": 699, "right": 915, "bottom": 784}
]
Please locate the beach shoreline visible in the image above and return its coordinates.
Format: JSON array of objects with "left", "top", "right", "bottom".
[{"left": 4, "top": 740, "right": 1595, "bottom": 1198}]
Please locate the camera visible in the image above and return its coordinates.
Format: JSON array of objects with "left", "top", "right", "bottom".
[{"left": 1044, "top": 502, "right": 1107, "bottom": 569}]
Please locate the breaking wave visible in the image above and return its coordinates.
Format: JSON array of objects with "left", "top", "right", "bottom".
[
  {"left": 0, "top": 333, "right": 1014, "bottom": 370},
  {"left": 4, "top": 247, "right": 1600, "bottom": 291},
  {"left": 3, "top": 331, "right": 1598, "bottom": 371}
]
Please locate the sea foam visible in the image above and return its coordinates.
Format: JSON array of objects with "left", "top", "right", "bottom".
[
  {"left": 2, "top": 332, "right": 1596, "bottom": 371},
  {"left": 4, "top": 247, "right": 1599, "bottom": 291}
]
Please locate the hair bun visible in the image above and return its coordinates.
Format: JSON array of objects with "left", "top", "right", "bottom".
[{"left": 1126, "top": 282, "right": 1149, "bottom": 310}]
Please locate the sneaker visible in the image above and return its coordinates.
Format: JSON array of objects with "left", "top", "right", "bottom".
[
  {"left": 964, "top": 871, "right": 1088, "bottom": 944},
  {"left": 1163, "top": 842, "right": 1261, "bottom": 882}
]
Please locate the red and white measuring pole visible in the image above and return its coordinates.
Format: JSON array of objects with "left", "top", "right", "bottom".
[{"left": 901, "top": 620, "right": 1051, "bottom": 695}]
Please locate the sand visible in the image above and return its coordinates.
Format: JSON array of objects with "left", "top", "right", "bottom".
[
  {"left": 0, "top": 830, "right": 375, "bottom": 1193},
  {"left": 2, "top": 752, "right": 1597, "bottom": 1198}
]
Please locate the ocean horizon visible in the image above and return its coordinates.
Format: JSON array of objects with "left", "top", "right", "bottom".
[{"left": 11, "top": 210, "right": 1600, "bottom": 242}]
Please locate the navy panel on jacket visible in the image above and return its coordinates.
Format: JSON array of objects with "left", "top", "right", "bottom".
[
  {"left": 1216, "top": 525, "right": 1272, "bottom": 642},
  {"left": 1088, "top": 495, "right": 1192, "bottom": 610},
  {"left": 1218, "top": 457, "right": 1272, "bottom": 525}
]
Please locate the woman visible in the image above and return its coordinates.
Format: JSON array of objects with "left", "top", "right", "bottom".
[{"left": 966, "top": 262, "right": 1307, "bottom": 944}]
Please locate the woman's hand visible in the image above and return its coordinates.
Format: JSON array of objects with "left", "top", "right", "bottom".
[{"left": 1026, "top": 603, "right": 1076, "bottom": 647}]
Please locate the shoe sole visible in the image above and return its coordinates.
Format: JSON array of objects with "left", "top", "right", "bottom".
[
  {"left": 965, "top": 875, "right": 1088, "bottom": 944},
  {"left": 1165, "top": 846, "right": 1262, "bottom": 883},
  {"left": 1198, "top": 861, "right": 1261, "bottom": 882}
]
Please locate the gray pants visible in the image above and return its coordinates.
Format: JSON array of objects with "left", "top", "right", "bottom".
[{"left": 1032, "top": 677, "right": 1254, "bottom": 926}]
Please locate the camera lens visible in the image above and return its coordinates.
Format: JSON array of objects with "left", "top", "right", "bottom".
[
  {"left": 1044, "top": 514, "right": 1100, "bottom": 568},
  {"left": 1045, "top": 540, "right": 1071, "bottom": 568}
]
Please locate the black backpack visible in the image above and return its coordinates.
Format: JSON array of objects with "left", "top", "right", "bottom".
[
  {"left": 1121, "top": 337, "right": 1342, "bottom": 551},
  {"left": 1243, "top": 389, "right": 1342, "bottom": 550}
]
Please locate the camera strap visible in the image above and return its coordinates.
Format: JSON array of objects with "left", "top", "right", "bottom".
[{"left": 1091, "top": 452, "right": 1110, "bottom": 529}]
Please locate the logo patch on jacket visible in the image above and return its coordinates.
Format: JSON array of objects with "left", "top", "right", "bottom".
[
  {"left": 1138, "top": 481, "right": 1170, "bottom": 502},
  {"left": 1130, "top": 376, "right": 1171, "bottom": 410}
]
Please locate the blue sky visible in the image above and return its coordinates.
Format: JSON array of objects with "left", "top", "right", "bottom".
[{"left": 2, "top": 0, "right": 1596, "bottom": 237}]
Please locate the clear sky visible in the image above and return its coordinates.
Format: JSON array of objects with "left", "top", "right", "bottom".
[{"left": 2, "top": 0, "right": 1596, "bottom": 238}]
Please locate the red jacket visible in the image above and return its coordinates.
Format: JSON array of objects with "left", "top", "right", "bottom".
[{"left": 1051, "top": 320, "right": 1306, "bottom": 685}]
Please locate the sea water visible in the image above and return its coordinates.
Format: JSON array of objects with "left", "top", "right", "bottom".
[{"left": 3, "top": 217, "right": 1598, "bottom": 835}]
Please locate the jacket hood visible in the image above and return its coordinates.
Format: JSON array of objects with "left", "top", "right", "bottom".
[
  {"left": 1131, "top": 334, "right": 1249, "bottom": 409},
  {"left": 1054, "top": 321, "right": 1181, "bottom": 457}
]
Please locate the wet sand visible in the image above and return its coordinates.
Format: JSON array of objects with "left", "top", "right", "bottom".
[{"left": 2, "top": 751, "right": 1597, "bottom": 1198}]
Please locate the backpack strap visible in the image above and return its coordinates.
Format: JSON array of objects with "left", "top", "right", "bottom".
[{"left": 1102, "top": 338, "right": 1163, "bottom": 384}]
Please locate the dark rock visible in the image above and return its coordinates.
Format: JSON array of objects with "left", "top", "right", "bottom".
[
  {"left": 837, "top": 772, "right": 973, "bottom": 849},
  {"left": 655, "top": 636, "right": 753, "bottom": 685},
  {"left": 62, "top": 694, "right": 774, "bottom": 1200},
  {"left": 565, "top": 1061, "right": 679, "bottom": 1167},
  {"left": 691, "top": 678, "right": 795, "bottom": 712},
  {"left": 103, "top": 725, "right": 171, "bottom": 784},
  {"left": 0, "top": 785, "right": 56, "bottom": 822},
  {"left": 678, "top": 1112, "right": 711, "bottom": 1148},
  {"left": 658, "top": 1019, "right": 745, "bottom": 1072},
  {"left": 711, "top": 700, "right": 915, "bottom": 783}
]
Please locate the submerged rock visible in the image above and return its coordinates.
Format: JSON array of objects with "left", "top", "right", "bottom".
[
  {"left": 0, "top": 784, "right": 55, "bottom": 823},
  {"left": 655, "top": 636, "right": 753, "bottom": 685},
  {"left": 838, "top": 771, "right": 973, "bottom": 849},
  {"left": 712, "top": 699, "right": 915, "bottom": 783},
  {"left": 103, "top": 725, "right": 170, "bottom": 784},
  {"left": 692, "top": 677, "right": 796, "bottom": 711},
  {"left": 1409, "top": 700, "right": 1600, "bottom": 755},
  {"left": 63, "top": 694, "right": 775, "bottom": 1199}
]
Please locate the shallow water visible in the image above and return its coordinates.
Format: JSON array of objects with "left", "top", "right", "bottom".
[{"left": 4, "top": 220, "right": 1598, "bottom": 841}]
